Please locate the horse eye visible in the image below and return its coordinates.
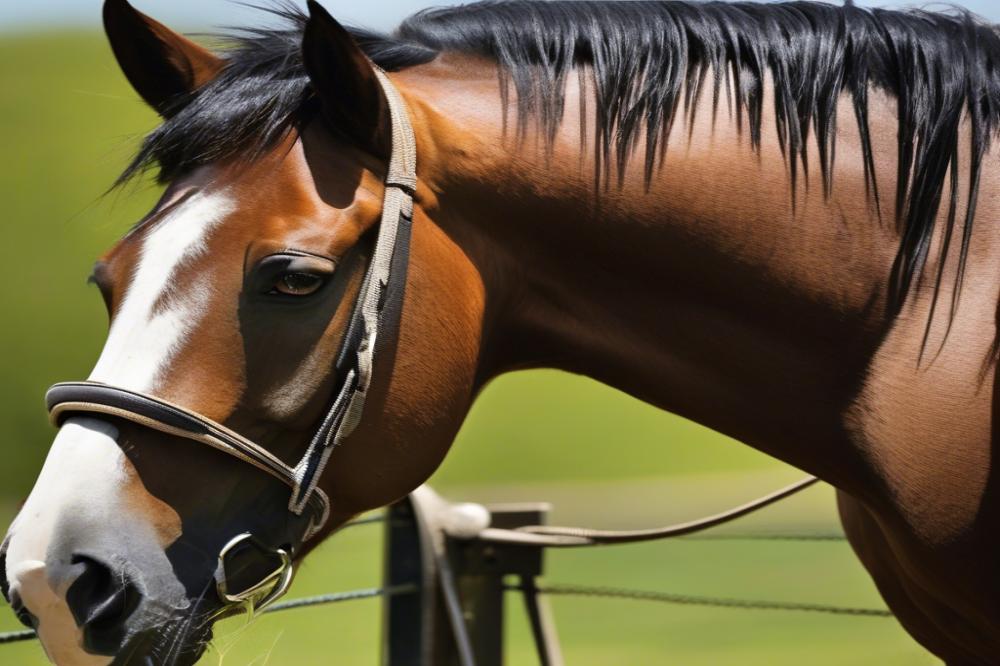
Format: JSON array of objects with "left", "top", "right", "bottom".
[{"left": 272, "top": 272, "right": 324, "bottom": 296}]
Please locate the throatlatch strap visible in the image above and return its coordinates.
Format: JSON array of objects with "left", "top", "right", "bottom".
[{"left": 287, "top": 68, "right": 417, "bottom": 515}]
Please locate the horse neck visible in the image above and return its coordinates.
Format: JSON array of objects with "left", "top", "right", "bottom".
[{"left": 397, "top": 58, "right": 903, "bottom": 488}]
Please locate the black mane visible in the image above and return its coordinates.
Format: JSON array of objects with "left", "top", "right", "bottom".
[{"left": 122, "top": 1, "right": 1000, "bottom": 324}]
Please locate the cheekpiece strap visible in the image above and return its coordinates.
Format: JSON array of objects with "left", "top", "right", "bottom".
[{"left": 287, "top": 66, "right": 417, "bottom": 516}]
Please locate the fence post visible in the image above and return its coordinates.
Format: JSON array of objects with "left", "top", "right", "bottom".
[
  {"left": 448, "top": 502, "right": 564, "bottom": 666},
  {"left": 382, "top": 487, "right": 563, "bottom": 666},
  {"left": 381, "top": 487, "right": 448, "bottom": 666}
]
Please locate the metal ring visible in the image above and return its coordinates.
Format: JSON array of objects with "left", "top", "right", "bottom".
[{"left": 215, "top": 533, "right": 294, "bottom": 612}]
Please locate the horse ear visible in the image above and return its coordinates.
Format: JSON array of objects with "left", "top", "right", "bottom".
[
  {"left": 303, "top": 0, "right": 389, "bottom": 159},
  {"left": 103, "top": 0, "right": 223, "bottom": 116}
]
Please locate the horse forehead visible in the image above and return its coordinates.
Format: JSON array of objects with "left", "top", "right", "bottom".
[
  {"left": 160, "top": 134, "right": 378, "bottom": 251},
  {"left": 103, "top": 136, "right": 370, "bottom": 293},
  {"left": 209, "top": 163, "right": 384, "bottom": 257},
  {"left": 90, "top": 189, "right": 236, "bottom": 393}
]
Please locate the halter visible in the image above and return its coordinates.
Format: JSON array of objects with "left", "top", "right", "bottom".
[{"left": 44, "top": 68, "right": 417, "bottom": 610}]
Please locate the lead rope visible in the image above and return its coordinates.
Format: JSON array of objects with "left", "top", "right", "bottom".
[{"left": 472, "top": 476, "right": 821, "bottom": 547}]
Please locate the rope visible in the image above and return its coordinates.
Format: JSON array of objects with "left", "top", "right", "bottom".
[
  {"left": 476, "top": 476, "right": 822, "bottom": 547},
  {"left": 345, "top": 516, "right": 847, "bottom": 542},
  {"left": 511, "top": 583, "right": 894, "bottom": 618}
]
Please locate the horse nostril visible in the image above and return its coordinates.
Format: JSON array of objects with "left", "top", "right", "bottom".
[
  {"left": 9, "top": 592, "right": 37, "bottom": 630},
  {"left": 1, "top": 543, "right": 37, "bottom": 630},
  {"left": 65, "top": 554, "right": 141, "bottom": 654},
  {"left": 0, "top": 539, "right": 11, "bottom": 603}
]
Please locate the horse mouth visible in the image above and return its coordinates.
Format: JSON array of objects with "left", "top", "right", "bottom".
[{"left": 108, "top": 615, "right": 213, "bottom": 666}]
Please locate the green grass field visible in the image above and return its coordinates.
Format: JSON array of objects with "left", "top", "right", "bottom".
[{"left": 0, "top": 30, "right": 936, "bottom": 664}]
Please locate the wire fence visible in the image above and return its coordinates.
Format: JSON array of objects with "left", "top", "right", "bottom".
[
  {"left": 0, "top": 490, "right": 894, "bottom": 661},
  {"left": 0, "top": 527, "right": 889, "bottom": 648},
  {"left": 0, "top": 629, "right": 34, "bottom": 645},
  {"left": 508, "top": 582, "right": 892, "bottom": 617}
]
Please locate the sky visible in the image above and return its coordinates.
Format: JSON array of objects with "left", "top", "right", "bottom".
[{"left": 1, "top": 0, "right": 999, "bottom": 34}]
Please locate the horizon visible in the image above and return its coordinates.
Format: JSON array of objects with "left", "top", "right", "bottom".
[{"left": 2, "top": 0, "right": 999, "bottom": 35}]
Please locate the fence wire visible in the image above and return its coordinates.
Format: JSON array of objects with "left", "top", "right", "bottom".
[
  {"left": 0, "top": 629, "right": 35, "bottom": 645},
  {"left": 0, "top": 584, "right": 420, "bottom": 645},
  {"left": 0, "top": 573, "right": 891, "bottom": 647},
  {"left": 507, "top": 582, "right": 893, "bottom": 617},
  {"left": 263, "top": 583, "right": 417, "bottom": 613}
]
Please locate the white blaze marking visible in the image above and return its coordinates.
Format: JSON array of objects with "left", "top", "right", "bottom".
[
  {"left": 6, "top": 422, "right": 124, "bottom": 666},
  {"left": 89, "top": 191, "right": 233, "bottom": 391}
]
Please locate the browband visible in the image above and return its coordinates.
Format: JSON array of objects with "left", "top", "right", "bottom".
[{"left": 45, "top": 67, "right": 417, "bottom": 541}]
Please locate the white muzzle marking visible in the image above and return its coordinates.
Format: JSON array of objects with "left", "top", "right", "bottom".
[{"left": 4, "top": 191, "right": 230, "bottom": 662}]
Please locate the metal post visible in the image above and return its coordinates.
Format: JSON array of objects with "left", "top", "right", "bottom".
[
  {"left": 383, "top": 487, "right": 563, "bottom": 666},
  {"left": 520, "top": 575, "right": 565, "bottom": 666},
  {"left": 382, "top": 487, "right": 455, "bottom": 666},
  {"left": 382, "top": 496, "right": 424, "bottom": 666}
]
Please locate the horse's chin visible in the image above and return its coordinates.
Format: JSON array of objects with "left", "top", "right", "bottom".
[{"left": 106, "top": 612, "right": 214, "bottom": 666}]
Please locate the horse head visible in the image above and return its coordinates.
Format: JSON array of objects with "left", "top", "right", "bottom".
[{"left": 2, "top": 1, "right": 485, "bottom": 662}]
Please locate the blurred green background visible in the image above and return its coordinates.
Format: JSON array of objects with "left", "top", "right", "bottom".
[{"left": 0, "top": 17, "right": 938, "bottom": 666}]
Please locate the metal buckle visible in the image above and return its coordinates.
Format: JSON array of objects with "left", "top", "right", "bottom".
[{"left": 214, "top": 533, "right": 294, "bottom": 613}]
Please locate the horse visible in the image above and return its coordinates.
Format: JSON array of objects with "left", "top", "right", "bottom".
[{"left": 4, "top": 0, "right": 1000, "bottom": 662}]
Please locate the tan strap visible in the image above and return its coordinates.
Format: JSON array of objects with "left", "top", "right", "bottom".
[
  {"left": 473, "top": 476, "right": 821, "bottom": 547},
  {"left": 375, "top": 68, "right": 418, "bottom": 192},
  {"left": 287, "top": 67, "right": 417, "bottom": 515}
]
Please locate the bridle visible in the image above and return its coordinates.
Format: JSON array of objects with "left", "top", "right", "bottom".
[{"left": 44, "top": 67, "right": 417, "bottom": 612}]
